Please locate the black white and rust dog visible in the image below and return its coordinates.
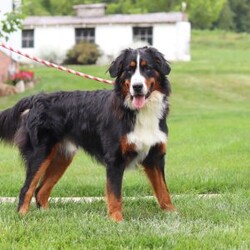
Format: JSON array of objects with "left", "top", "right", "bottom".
[{"left": 0, "top": 47, "right": 175, "bottom": 221}]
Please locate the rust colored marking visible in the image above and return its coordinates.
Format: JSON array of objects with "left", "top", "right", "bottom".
[
  {"left": 158, "top": 143, "right": 166, "bottom": 155},
  {"left": 121, "top": 79, "right": 130, "bottom": 98},
  {"left": 124, "top": 79, "right": 130, "bottom": 89},
  {"left": 120, "top": 136, "right": 136, "bottom": 155},
  {"left": 36, "top": 154, "right": 74, "bottom": 209},
  {"left": 19, "top": 146, "right": 58, "bottom": 215},
  {"left": 141, "top": 60, "right": 147, "bottom": 67},
  {"left": 130, "top": 61, "right": 136, "bottom": 67},
  {"left": 145, "top": 76, "right": 163, "bottom": 93},
  {"left": 143, "top": 167, "right": 175, "bottom": 211},
  {"left": 106, "top": 181, "right": 123, "bottom": 222}
]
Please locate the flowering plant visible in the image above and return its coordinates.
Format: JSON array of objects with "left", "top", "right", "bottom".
[{"left": 11, "top": 71, "right": 34, "bottom": 84}]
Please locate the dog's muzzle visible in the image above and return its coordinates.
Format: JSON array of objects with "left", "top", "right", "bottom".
[
  {"left": 131, "top": 83, "right": 147, "bottom": 109},
  {"left": 132, "top": 83, "right": 143, "bottom": 95}
]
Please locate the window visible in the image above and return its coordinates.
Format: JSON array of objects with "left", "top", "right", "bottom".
[
  {"left": 22, "top": 29, "right": 34, "bottom": 48},
  {"left": 133, "top": 27, "right": 153, "bottom": 45},
  {"left": 75, "top": 28, "right": 95, "bottom": 43}
]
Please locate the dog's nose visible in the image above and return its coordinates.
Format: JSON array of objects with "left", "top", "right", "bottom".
[{"left": 133, "top": 83, "right": 143, "bottom": 93}]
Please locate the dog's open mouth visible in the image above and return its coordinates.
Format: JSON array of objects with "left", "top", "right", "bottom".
[
  {"left": 132, "top": 91, "right": 151, "bottom": 109},
  {"left": 132, "top": 95, "right": 145, "bottom": 109}
]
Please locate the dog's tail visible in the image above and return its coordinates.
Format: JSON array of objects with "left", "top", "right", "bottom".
[{"left": 0, "top": 97, "right": 33, "bottom": 143}]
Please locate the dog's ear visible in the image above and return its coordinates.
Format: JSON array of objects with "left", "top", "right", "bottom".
[
  {"left": 108, "top": 49, "right": 132, "bottom": 78},
  {"left": 146, "top": 47, "right": 171, "bottom": 75}
]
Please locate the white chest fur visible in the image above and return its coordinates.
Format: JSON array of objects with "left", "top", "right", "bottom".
[
  {"left": 126, "top": 91, "right": 167, "bottom": 162},
  {"left": 59, "top": 139, "right": 78, "bottom": 158}
]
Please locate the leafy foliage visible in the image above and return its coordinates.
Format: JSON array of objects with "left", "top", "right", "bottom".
[
  {"left": 107, "top": 0, "right": 182, "bottom": 14},
  {"left": 229, "top": 0, "right": 250, "bottom": 32},
  {"left": 65, "top": 42, "right": 101, "bottom": 65},
  {"left": 186, "top": 0, "right": 226, "bottom": 29},
  {"left": 22, "top": 0, "right": 103, "bottom": 15},
  {"left": 214, "top": 1, "right": 235, "bottom": 31},
  {"left": 0, "top": 10, "right": 24, "bottom": 41}
]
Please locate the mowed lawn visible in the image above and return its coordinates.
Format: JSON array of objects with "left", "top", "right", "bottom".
[{"left": 0, "top": 30, "right": 249, "bottom": 249}]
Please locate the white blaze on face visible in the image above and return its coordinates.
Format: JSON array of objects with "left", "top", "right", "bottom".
[{"left": 130, "top": 53, "right": 148, "bottom": 109}]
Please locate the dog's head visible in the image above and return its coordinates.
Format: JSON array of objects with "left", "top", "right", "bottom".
[{"left": 108, "top": 47, "right": 171, "bottom": 110}]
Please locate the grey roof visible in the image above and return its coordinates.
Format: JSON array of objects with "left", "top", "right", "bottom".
[
  {"left": 73, "top": 3, "right": 106, "bottom": 10},
  {"left": 23, "top": 12, "right": 186, "bottom": 27}
]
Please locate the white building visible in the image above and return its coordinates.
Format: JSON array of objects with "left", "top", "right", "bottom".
[{"left": 3, "top": 2, "right": 191, "bottom": 64}]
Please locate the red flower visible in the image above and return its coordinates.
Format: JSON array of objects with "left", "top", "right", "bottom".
[{"left": 11, "top": 71, "right": 34, "bottom": 82}]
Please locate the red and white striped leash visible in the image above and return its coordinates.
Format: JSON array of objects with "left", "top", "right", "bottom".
[{"left": 0, "top": 42, "right": 114, "bottom": 85}]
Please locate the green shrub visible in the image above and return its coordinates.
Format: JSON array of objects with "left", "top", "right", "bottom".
[{"left": 64, "top": 42, "right": 101, "bottom": 65}]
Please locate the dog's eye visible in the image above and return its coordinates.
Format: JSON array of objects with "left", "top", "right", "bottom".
[{"left": 127, "top": 67, "right": 134, "bottom": 74}]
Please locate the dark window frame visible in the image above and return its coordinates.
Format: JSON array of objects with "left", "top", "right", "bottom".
[
  {"left": 22, "top": 29, "right": 34, "bottom": 48},
  {"left": 133, "top": 27, "right": 153, "bottom": 45},
  {"left": 75, "top": 28, "right": 95, "bottom": 44}
]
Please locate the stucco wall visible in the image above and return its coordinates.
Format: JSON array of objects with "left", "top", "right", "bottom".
[
  {"left": 35, "top": 26, "right": 75, "bottom": 63},
  {"left": 18, "top": 22, "right": 191, "bottom": 63},
  {"left": 154, "top": 22, "right": 191, "bottom": 61},
  {"left": 95, "top": 25, "right": 132, "bottom": 57}
]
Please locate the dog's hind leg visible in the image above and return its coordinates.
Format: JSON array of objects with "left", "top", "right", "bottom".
[
  {"left": 17, "top": 145, "right": 58, "bottom": 215},
  {"left": 35, "top": 151, "right": 75, "bottom": 209}
]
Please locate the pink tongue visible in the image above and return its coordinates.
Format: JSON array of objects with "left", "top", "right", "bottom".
[{"left": 132, "top": 96, "right": 146, "bottom": 109}]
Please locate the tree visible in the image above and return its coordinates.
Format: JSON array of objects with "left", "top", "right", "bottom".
[
  {"left": 106, "top": 0, "right": 182, "bottom": 14},
  {"left": 186, "top": 0, "right": 226, "bottom": 29},
  {"left": 229, "top": 0, "right": 250, "bottom": 32},
  {"left": 0, "top": 9, "right": 24, "bottom": 41},
  {"left": 214, "top": 1, "right": 235, "bottom": 31},
  {"left": 22, "top": 0, "right": 103, "bottom": 16}
]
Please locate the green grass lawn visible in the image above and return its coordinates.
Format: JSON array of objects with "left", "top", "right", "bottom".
[{"left": 0, "top": 30, "right": 250, "bottom": 249}]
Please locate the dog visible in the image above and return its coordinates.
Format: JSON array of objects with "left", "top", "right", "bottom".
[{"left": 0, "top": 47, "right": 175, "bottom": 221}]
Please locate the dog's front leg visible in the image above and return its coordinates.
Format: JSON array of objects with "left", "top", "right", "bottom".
[
  {"left": 142, "top": 144, "right": 175, "bottom": 212},
  {"left": 105, "top": 165, "right": 125, "bottom": 222}
]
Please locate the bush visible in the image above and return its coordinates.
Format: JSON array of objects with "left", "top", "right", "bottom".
[
  {"left": 187, "top": 0, "right": 226, "bottom": 29},
  {"left": 64, "top": 42, "right": 101, "bottom": 65},
  {"left": 10, "top": 71, "right": 34, "bottom": 84}
]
